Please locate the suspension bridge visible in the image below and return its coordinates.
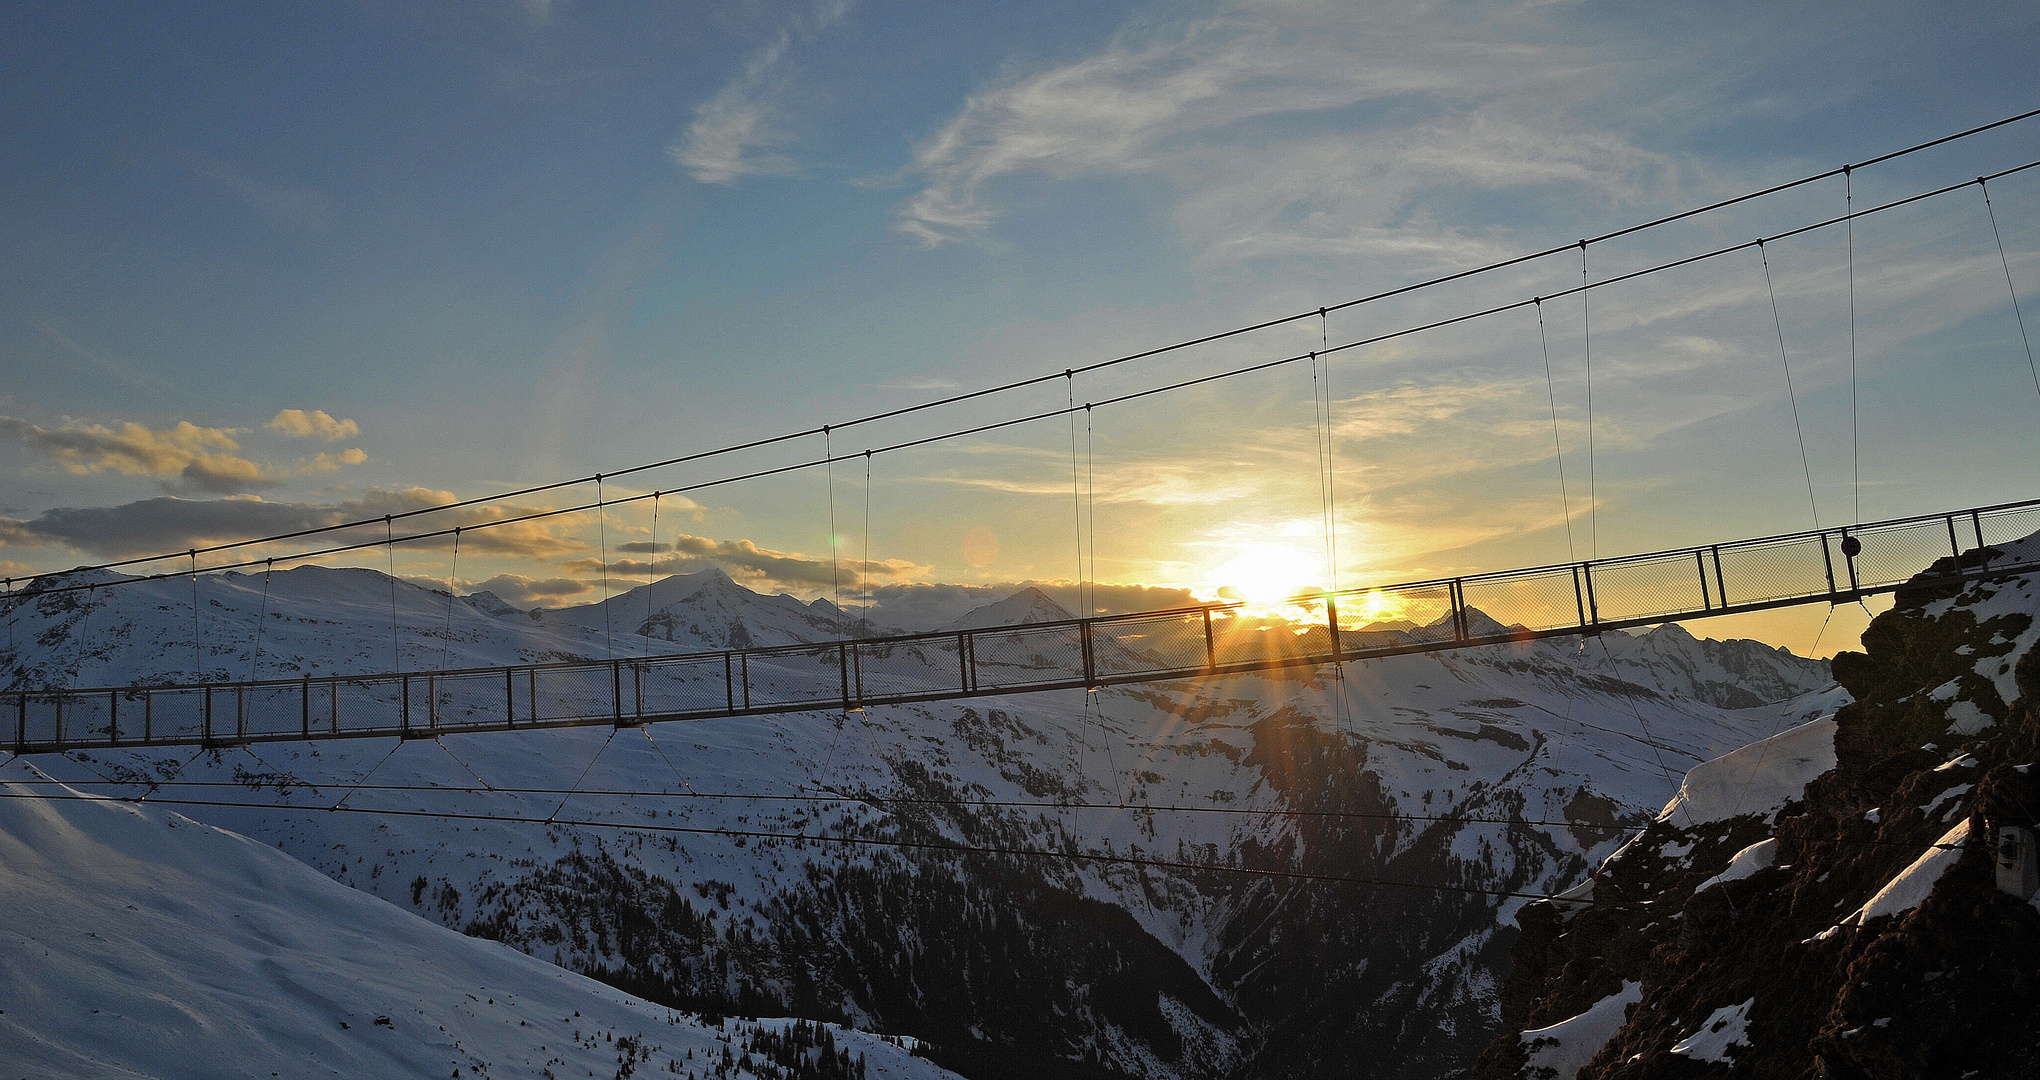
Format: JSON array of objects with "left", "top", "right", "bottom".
[
  {"left": 6, "top": 111, "right": 2040, "bottom": 757},
  {"left": 6, "top": 496, "right": 2037, "bottom": 754}
]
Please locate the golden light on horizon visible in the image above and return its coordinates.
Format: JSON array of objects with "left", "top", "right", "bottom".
[{"left": 1205, "top": 541, "right": 1324, "bottom": 610}]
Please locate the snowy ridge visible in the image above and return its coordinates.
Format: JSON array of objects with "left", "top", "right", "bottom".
[{"left": 0, "top": 760, "right": 959, "bottom": 1080}]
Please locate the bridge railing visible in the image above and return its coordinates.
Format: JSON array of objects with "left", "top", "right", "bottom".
[{"left": 11, "top": 497, "right": 2040, "bottom": 752}]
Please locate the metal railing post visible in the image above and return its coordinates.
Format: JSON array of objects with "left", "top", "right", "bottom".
[
  {"left": 1581, "top": 563, "right": 1600, "bottom": 626},
  {"left": 1712, "top": 546, "right": 1728, "bottom": 608},
  {"left": 612, "top": 660, "right": 623, "bottom": 722},
  {"left": 1080, "top": 621, "right": 1096, "bottom": 686},
  {"left": 52, "top": 694, "right": 62, "bottom": 750},
  {"left": 236, "top": 685, "right": 246, "bottom": 739},
  {"left": 723, "top": 653, "right": 735, "bottom": 712},
  {"left": 1696, "top": 552, "right": 1712, "bottom": 611},
  {"left": 1202, "top": 608, "right": 1217, "bottom": 670},
  {"left": 301, "top": 677, "right": 311, "bottom": 739},
  {"left": 109, "top": 689, "right": 119, "bottom": 744},
  {"left": 958, "top": 632, "right": 972, "bottom": 692},
  {"left": 1821, "top": 535, "right": 1839, "bottom": 599},
  {"left": 1973, "top": 510, "right": 1990, "bottom": 570},
  {"left": 837, "top": 643, "right": 851, "bottom": 712},
  {"left": 400, "top": 675, "right": 411, "bottom": 737},
  {"left": 1947, "top": 515, "right": 1963, "bottom": 559},
  {"left": 505, "top": 668, "right": 515, "bottom": 726},
  {"left": 1572, "top": 567, "right": 1587, "bottom": 627},
  {"left": 202, "top": 686, "right": 212, "bottom": 745},
  {"left": 1449, "top": 579, "right": 1468, "bottom": 640},
  {"left": 739, "top": 652, "right": 751, "bottom": 710},
  {"left": 143, "top": 689, "right": 153, "bottom": 743}
]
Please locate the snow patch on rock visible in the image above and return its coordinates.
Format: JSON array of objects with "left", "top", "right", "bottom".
[{"left": 1519, "top": 981, "right": 1640, "bottom": 1078}]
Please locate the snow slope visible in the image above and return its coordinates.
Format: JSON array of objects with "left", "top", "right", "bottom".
[{"left": 0, "top": 760, "right": 957, "bottom": 1080}]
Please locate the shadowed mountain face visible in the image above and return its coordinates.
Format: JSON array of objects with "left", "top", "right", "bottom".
[
  {"left": 1472, "top": 534, "right": 2040, "bottom": 1079},
  {"left": 3, "top": 567, "right": 1836, "bottom": 1078}
]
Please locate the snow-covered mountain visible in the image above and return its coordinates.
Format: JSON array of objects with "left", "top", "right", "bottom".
[
  {"left": 1471, "top": 534, "right": 2040, "bottom": 1079},
  {"left": 0, "top": 760, "right": 957, "bottom": 1080},
  {"left": 1, "top": 563, "right": 1842, "bottom": 1078},
  {"left": 940, "top": 587, "right": 1073, "bottom": 631}
]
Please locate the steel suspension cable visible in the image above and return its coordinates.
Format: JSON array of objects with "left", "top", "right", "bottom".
[
  {"left": 645, "top": 494, "right": 660, "bottom": 658},
  {"left": 251, "top": 560, "right": 274, "bottom": 682},
  {"left": 1580, "top": 243, "right": 1600, "bottom": 558},
  {"left": 385, "top": 517, "right": 400, "bottom": 673},
  {"left": 1535, "top": 299, "right": 1578, "bottom": 563},
  {"left": 1981, "top": 177, "right": 2040, "bottom": 400},
  {"left": 597, "top": 476, "right": 613, "bottom": 662},
  {"left": 74, "top": 584, "right": 92, "bottom": 688},
  {"left": 1847, "top": 166, "right": 1861, "bottom": 525},
  {"left": 1066, "top": 372, "right": 1087, "bottom": 620},
  {"left": 190, "top": 552, "right": 200, "bottom": 681},
  {"left": 862, "top": 452, "right": 873, "bottom": 633},
  {"left": 825, "top": 428, "right": 842, "bottom": 618},
  {"left": 439, "top": 535, "right": 459, "bottom": 673},
  {"left": 1759, "top": 241, "right": 1823, "bottom": 529}
]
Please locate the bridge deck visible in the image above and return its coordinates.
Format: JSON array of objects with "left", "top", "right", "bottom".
[{"left": 11, "top": 497, "right": 2040, "bottom": 753}]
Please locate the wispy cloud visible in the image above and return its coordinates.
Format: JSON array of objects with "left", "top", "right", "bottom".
[
  {"left": 186, "top": 157, "right": 332, "bottom": 233},
  {"left": 897, "top": 3, "right": 1681, "bottom": 252},
  {"left": 670, "top": 0, "right": 853, "bottom": 185}
]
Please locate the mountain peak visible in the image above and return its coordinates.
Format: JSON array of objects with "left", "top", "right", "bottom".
[{"left": 942, "top": 587, "right": 1074, "bottom": 631}]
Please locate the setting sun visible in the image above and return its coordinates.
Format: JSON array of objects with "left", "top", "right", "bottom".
[{"left": 1207, "top": 541, "right": 1325, "bottom": 606}]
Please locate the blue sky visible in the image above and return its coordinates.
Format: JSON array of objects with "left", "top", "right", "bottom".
[{"left": 4, "top": 0, "right": 2040, "bottom": 652}]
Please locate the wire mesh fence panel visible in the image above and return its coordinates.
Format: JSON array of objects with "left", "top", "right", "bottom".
[
  {"left": 1978, "top": 505, "right": 2040, "bottom": 550},
  {"left": 243, "top": 684, "right": 307, "bottom": 738},
  {"left": 1848, "top": 519, "right": 1960, "bottom": 591},
  {"left": 429, "top": 671, "right": 510, "bottom": 730},
  {"left": 145, "top": 688, "right": 207, "bottom": 743},
  {"left": 852, "top": 637, "right": 965, "bottom": 701},
  {"left": 969, "top": 624, "right": 1085, "bottom": 689},
  {"left": 112, "top": 689, "right": 149, "bottom": 743},
  {"left": 530, "top": 665, "right": 616, "bottom": 722},
  {"left": 18, "top": 694, "right": 64, "bottom": 748},
  {"left": 1460, "top": 569, "right": 1585, "bottom": 634},
  {"left": 640, "top": 654, "right": 736, "bottom": 716},
  {"left": 58, "top": 691, "right": 115, "bottom": 745},
  {"left": 1206, "top": 608, "right": 1331, "bottom": 667},
  {"left": 335, "top": 678, "right": 403, "bottom": 735},
  {"left": 1587, "top": 554, "right": 1709, "bottom": 623},
  {"left": 1366, "top": 583, "right": 1459, "bottom": 647},
  {"left": 1093, "top": 612, "right": 1211, "bottom": 678},
  {"left": 1715, "top": 536, "right": 1833, "bottom": 607},
  {"left": 742, "top": 646, "right": 845, "bottom": 708}
]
